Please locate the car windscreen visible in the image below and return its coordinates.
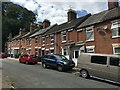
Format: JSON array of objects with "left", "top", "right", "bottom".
[
  {"left": 55, "top": 55, "right": 68, "bottom": 60},
  {"left": 30, "top": 55, "right": 37, "bottom": 58}
]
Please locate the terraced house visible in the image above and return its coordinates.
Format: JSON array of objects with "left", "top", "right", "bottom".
[{"left": 7, "top": 0, "right": 120, "bottom": 65}]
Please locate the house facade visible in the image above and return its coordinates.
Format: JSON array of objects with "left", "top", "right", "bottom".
[{"left": 7, "top": 0, "right": 120, "bottom": 65}]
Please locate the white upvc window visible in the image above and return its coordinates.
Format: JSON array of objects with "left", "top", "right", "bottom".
[
  {"left": 42, "top": 36, "right": 45, "bottom": 46},
  {"left": 61, "top": 31, "right": 66, "bottom": 43},
  {"left": 86, "top": 26, "right": 94, "bottom": 41},
  {"left": 111, "top": 20, "right": 120, "bottom": 38},
  {"left": 113, "top": 46, "right": 120, "bottom": 55},
  {"left": 86, "top": 46, "right": 95, "bottom": 53},
  {"left": 50, "top": 34, "right": 54, "bottom": 44}
]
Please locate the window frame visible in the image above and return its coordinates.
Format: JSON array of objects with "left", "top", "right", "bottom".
[
  {"left": 61, "top": 31, "right": 66, "bottom": 43},
  {"left": 111, "top": 20, "right": 120, "bottom": 38},
  {"left": 113, "top": 46, "right": 120, "bottom": 55},
  {"left": 86, "top": 26, "right": 94, "bottom": 41},
  {"left": 42, "top": 36, "right": 45, "bottom": 46},
  {"left": 35, "top": 36, "right": 38, "bottom": 44},
  {"left": 50, "top": 34, "right": 54, "bottom": 45},
  {"left": 86, "top": 46, "right": 95, "bottom": 53}
]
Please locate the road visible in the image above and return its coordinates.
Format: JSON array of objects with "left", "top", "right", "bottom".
[{"left": 1, "top": 58, "right": 120, "bottom": 88}]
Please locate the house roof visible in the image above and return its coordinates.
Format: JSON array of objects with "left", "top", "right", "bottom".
[
  {"left": 56, "top": 14, "right": 91, "bottom": 32},
  {"left": 22, "top": 29, "right": 39, "bottom": 38},
  {"left": 12, "top": 35, "right": 21, "bottom": 40},
  {"left": 44, "top": 24, "right": 59, "bottom": 35},
  {"left": 77, "top": 7, "right": 120, "bottom": 28},
  {"left": 29, "top": 24, "right": 58, "bottom": 38}
]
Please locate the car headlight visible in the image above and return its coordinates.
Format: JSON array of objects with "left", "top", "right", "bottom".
[{"left": 63, "top": 62, "right": 68, "bottom": 65}]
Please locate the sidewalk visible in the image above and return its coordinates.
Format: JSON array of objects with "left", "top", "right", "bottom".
[{"left": 7, "top": 57, "right": 19, "bottom": 61}]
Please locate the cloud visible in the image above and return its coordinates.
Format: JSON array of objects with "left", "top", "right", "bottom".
[{"left": 11, "top": 0, "right": 108, "bottom": 25}]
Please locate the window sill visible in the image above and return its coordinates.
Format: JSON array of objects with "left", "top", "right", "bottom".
[
  {"left": 50, "top": 43, "right": 54, "bottom": 45},
  {"left": 62, "top": 41, "right": 66, "bottom": 43},
  {"left": 112, "top": 36, "right": 120, "bottom": 39},
  {"left": 86, "top": 39, "right": 94, "bottom": 42}
]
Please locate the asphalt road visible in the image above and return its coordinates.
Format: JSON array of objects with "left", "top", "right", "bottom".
[{"left": 1, "top": 58, "right": 120, "bottom": 88}]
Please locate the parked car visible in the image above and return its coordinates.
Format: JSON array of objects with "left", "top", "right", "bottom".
[
  {"left": 41, "top": 54, "right": 75, "bottom": 71},
  {"left": 0, "top": 52, "right": 8, "bottom": 58},
  {"left": 77, "top": 53, "right": 120, "bottom": 84},
  {"left": 19, "top": 54, "right": 38, "bottom": 64}
]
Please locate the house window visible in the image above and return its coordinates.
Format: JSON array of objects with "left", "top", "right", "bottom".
[
  {"left": 111, "top": 20, "right": 120, "bottom": 38},
  {"left": 113, "top": 46, "right": 120, "bottom": 55},
  {"left": 50, "top": 34, "right": 54, "bottom": 44},
  {"left": 61, "top": 31, "right": 66, "bottom": 42},
  {"left": 35, "top": 49, "right": 38, "bottom": 55},
  {"left": 63, "top": 48, "right": 68, "bottom": 55},
  {"left": 29, "top": 38, "right": 31, "bottom": 45},
  {"left": 86, "top": 46, "right": 94, "bottom": 53},
  {"left": 42, "top": 36, "right": 45, "bottom": 46},
  {"left": 35, "top": 36, "right": 38, "bottom": 44},
  {"left": 86, "top": 26, "right": 94, "bottom": 41},
  {"left": 50, "top": 50, "right": 54, "bottom": 54}
]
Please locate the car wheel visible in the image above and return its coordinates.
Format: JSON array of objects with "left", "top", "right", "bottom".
[
  {"left": 34, "top": 62, "right": 37, "bottom": 64},
  {"left": 19, "top": 60, "right": 22, "bottom": 63},
  {"left": 57, "top": 65, "right": 63, "bottom": 72},
  {"left": 80, "top": 69, "right": 89, "bottom": 78},
  {"left": 26, "top": 61, "right": 29, "bottom": 65},
  {"left": 42, "top": 63, "right": 47, "bottom": 68}
]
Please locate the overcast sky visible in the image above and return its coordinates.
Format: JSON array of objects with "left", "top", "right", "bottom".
[{"left": 10, "top": 0, "right": 120, "bottom": 25}]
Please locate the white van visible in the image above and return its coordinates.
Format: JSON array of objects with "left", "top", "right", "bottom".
[{"left": 77, "top": 53, "right": 120, "bottom": 83}]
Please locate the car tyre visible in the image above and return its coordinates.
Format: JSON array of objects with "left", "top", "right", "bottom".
[
  {"left": 42, "top": 63, "right": 47, "bottom": 68},
  {"left": 26, "top": 61, "right": 29, "bottom": 65},
  {"left": 80, "top": 69, "right": 89, "bottom": 78},
  {"left": 57, "top": 65, "right": 63, "bottom": 72}
]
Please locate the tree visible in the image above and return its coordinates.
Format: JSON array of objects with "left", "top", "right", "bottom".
[{"left": 2, "top": 2, "right": 37, "bottom": 52}]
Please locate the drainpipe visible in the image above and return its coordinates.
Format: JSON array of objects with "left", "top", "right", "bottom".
[{"left": 55, "top": 33, "right": 57, "bottom": 54}]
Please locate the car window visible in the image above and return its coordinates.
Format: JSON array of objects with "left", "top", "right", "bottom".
[
  {"left": 43, "top": 55, "right": 49, "bottom": 58},
  {"left": 91, "top": 56, "right": 107, "bottom": 65},
  {"left": 110, "top": 57, "right": 120, "bottom": 66},
  {"left": 50, "top": 56, "right": 56, "bottom": 60},
  {"left": 30, "top": 55, "right": 37, "bottom": 58},
  {"left": 55, "top": 55, "right": 68, "bottom": 60}
]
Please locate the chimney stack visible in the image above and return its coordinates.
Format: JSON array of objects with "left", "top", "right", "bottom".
[
  {"left": 30, "top": 23, "right": 37, "bottom": 32},
  {"left": 108, "top": 0, "right": 119, "bottom": 10},
  {"left": 42, "top": 19, "right": 51, "bottom": 28},
  {"left": 67, "top": 9, "right": 77, "bottom": 22}
]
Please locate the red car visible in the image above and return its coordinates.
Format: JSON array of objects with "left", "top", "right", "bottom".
[
  {"left": 0, "top": 53, "right": 7, "bottom": 58},
  {"left": 19, "top": 54, "right": 38, "bottom": 64}
]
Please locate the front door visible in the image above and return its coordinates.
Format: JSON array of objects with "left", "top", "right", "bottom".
[{"left": 72, "top": 50, "right": 79, "bottom": 67}]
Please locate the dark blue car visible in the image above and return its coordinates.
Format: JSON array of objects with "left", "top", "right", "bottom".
[{"left": 41, "top": 54, "right": 75, "bottom": 71}]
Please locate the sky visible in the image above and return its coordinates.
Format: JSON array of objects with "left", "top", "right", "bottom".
[{"left": 10, "top": 0, "right": 120, "bottom": 25}]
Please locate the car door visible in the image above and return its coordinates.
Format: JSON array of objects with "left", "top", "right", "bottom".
[
  {"left": 88, "top": 56, "right": 109, "bottom": 79},
  {"left": 108, "top": 57, "right": 120, "bottom": 82},
  {"left": 49, "top": 55, "right": 57, "bottom": 67}
]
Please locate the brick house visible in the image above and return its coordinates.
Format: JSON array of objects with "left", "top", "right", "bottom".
[
  {"left": 29, "top": 19, "right": 58, "bottom": 56},
  {"left": 76, "top": 0, "right": 120, "bottom": 55},
  {"left": 7, "top": 0, "right": 120, "bottom": 64}
]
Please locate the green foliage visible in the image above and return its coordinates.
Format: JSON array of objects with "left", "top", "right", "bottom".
[{"left": 2, "top": 2, "right": 37, "bottom": 52}]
